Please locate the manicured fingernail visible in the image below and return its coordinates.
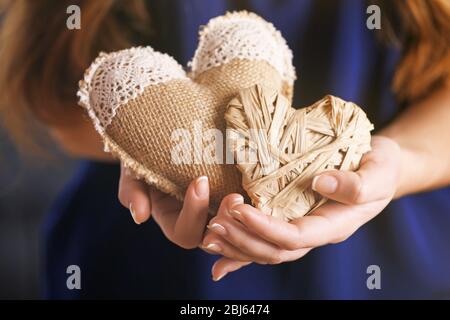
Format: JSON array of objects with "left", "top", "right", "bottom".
[
  {"left": 129, "top": 202, "right": 141, "bottom": 225},
  {"left": 213, "top": 272, "right": 227, "bottom": 282},
  {"left": 312, "top": 175, "right": 338, "bottom": 194},
  {"left": 207, "top": 223, "right": 227, "bottom": 236},
  {"left": 195, "top": 176, "right": 209, "bottom": 197},
  {"left": 228, "top": 209, "right": 242, "bottom": 219},
  {"left": 204, "top": 243, "right": 221, "bottom": 253},
  {"left": 229, "top": 195, "right": 244, "bottom": 208}
]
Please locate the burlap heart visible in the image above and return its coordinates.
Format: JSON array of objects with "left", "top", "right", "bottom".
[
  {"left": 78, "top": 12, "right": 296, "bottom": 211},
  {"left": 225, "top": 85, "right": 373, "bottom": 221}
]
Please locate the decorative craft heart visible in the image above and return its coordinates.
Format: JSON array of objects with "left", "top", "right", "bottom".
[
  {"left": 78, "top": 11, "right": 373, "bottom": 221},
  {"left": 225, "top": 85, "right": 373, "bottom": 220}
]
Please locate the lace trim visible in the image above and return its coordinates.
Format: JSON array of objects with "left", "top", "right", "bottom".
[
  {"left": 77, "top": 47, "right": 187, "bottom": 133},
  {"left": 189, "top": 11, "right": 296, "bottom": 86}
]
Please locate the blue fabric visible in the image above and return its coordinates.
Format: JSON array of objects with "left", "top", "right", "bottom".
[{"left": 43, "top": 0, "right": 450, "bottom": 299}]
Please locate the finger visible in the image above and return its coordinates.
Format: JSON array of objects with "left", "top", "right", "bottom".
[
  {"left": 227, "top": 204, "right": 308, "bottom": 250},
  {"left": 211, "top": 247, "right": 312, "bottom": 281},
  {"left": 211, "top": 257, "right": 251, "bottom": 281},
  {"left": 216, "top": 193, "right": 245, "bottom": 218},
  {"left": 202, "top": 233, "right": 255, "bottom": 262},
  {"left": 201, "top": 192, "right": 244, "bottom": 252},
  {"left": 228, "top": 202, "right": 371, "bottom": 250},
  {"left": 171, "top": 176, "right": 210, "bottom": 249},
  {"left": 307, "top": 197, "right": 387, "bottom": 240},
  {"left": 200, "top": 193, "right": 243, "bottom": 252},
  {"left": 290, "top": 200, "right": 384, "bottom": 247},
  {"left": 311, "top": 137, "right": 400, "bottom": 205},
  {"left": 148, "top": 187, "right": 181, "bottom": 234},
  {"left": 311, "top": 169, "right": 375, "bottom": 205},
  {"left": 206, "top": 214, "right": 289, "bottom": 264},
  {"left": 118, "top": 164, "right": 151, "bottom": 224}
]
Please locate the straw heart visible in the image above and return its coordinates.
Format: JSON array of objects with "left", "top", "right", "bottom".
[{"left": 225, "top": 85, "right": 373, "bottom": 221}]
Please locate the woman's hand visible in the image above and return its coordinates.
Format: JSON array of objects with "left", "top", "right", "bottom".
[
  {"left": 118, "top": 166, "right": 210, "bottom": 249},
  {"left": 203, "top": 136, "right": 401, "bottom": 280}
]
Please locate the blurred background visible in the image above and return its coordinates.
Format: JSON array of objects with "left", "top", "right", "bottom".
[{"left": 0, "top": 127, "right": 76, "bottom": 299}]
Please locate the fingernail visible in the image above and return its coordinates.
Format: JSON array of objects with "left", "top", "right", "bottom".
[
  {"left": 203, "top": 243, "right": 221, "bottom": 253},
  {"left": 228, "top": 209, "right": 242, "bottom": 219},
  {"left": 229, "top": 195, "right": 244, "bottom": 209},
  {"left": 213, "top": 272, "right": 227, "bottom": 282},
  {"left": 207, "top": 223, "right": 227, "bottom": 236},
  {"left": 195, "top": 176, "right": 209, "bottom": 197},
  {"left": 129, "top": 202, "right": 141, "bottom": 225},
  {"left": 312, "top": 175, "right": 338, "bottom": 194}
]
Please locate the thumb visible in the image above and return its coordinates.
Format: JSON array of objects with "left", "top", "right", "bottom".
[
  {"left": 311, "top": 170, "right": 362, "bottom": 205},
  {"left": 311, "top": 158, "right": 390, "bottom": 205},
  {"left": 118, "top": 164, "right": 152, "bottom": 224},
  {"left": 171, "top": 176, "right": 210, "bottom": 249}
]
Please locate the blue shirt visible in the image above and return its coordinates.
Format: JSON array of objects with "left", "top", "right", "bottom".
[{"left": 43, "top": 0, "right": 450, "bottom": 299}]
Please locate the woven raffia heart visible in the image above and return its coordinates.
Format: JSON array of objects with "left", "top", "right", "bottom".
[
  {"left": 225, "top": 85, "right": 373, "bottom": 220},
  {"left": 78, "top": 11, "right": 295, "bottom": 213}
]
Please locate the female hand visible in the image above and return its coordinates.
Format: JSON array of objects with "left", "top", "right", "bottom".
[
  {"left": 202, "top": 136, "right": 401, "bottom": 280},
  {"left": 118, "top": 166, "right": 210, "bottom": 249}
]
